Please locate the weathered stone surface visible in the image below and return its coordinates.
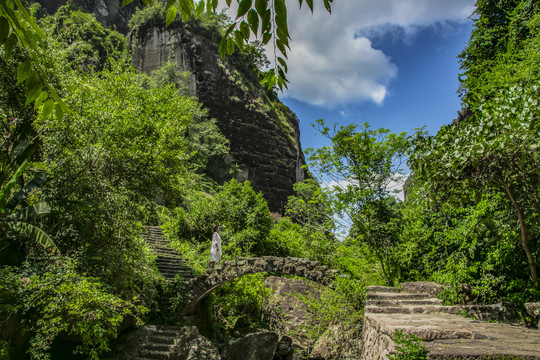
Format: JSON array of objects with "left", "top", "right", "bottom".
[
  {"left": 221, "top": 331, "right": 279, "bottom": 360},
  {"left": 310, "top": 323, "right": 362, "bottom": 360},
  {"left": 361, "top": 282, "right": 540, "bottom": 360},
  {"left": 182, "top": 257, "right": 339, "bottom": 316},
  {"left": 264, "top": 276, "right": 319, "bottom": 349},
  {"left": 525, "top": 302, "right": 540, "bottom": 329},
  {"left": 129, "top": 18, "right": 308, "bottom": 213}
]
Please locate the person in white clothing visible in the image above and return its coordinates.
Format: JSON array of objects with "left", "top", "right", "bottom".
[{"left": 209, "top": 225, "right": 222, "bottom": 269}]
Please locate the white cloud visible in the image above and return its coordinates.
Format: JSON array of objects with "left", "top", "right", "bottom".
[{"left": 274, "top": 0, "right": 475, "bottom": 107}]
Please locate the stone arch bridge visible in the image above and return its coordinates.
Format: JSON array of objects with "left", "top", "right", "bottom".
[
  {"left": 182, "top": 256, "right": 340, "bottom": 315},
  {"left": 144, "top": 225, "right": 340, "bottom": 316}
]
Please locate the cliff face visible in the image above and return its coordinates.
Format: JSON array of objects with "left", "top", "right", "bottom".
[{"left": 129, "top": 20, "right": 308, "bottom": 212}]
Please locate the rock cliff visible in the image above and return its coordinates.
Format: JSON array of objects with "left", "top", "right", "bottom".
[{"left": 129, "top": 17, "right": 308, "bottom": 212}]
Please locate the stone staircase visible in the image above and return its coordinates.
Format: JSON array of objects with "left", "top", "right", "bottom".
[
  {"left": 144, "top": 226, "right": 197, "bottom": 282},
  {"left": 362, "top": 282, "right": 540, "bottom": 360},
  {"left": 105, "top": 324, "right": 220, "bottom": 360}
]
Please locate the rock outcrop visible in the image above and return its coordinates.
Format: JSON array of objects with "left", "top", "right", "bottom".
[{"left": 129, "top": 18, "right": 308, "bottom": 212}]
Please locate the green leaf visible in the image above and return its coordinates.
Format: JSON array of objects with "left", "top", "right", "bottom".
[
  {"left": 219, "top": 36, "right": 227, "bottom": 58},
  {"left": 122, "top": 0, "right": 134, "bottom": 6},
  {"left": 226, "top": 36, "right": 235, "bottom": 55},
  {"left": 5, "top": 173, "right": 48, "bottom": 213},
  {"left": 195, "top": 0, "right": 205, "bottom": 19},
  {"left": 34, "top": 90, "right": 48, "bottom": 111},
  {"left": 0, "top": 16, "right": 9, "bottom": 44},
  {"left": 237, "top": 0, "right": 252, "bottom": 18},
  {"left": 306, "top": 0, "right": 314, "bottom": 12},
  {"left": 247, "top": 9, "right": 259, "bottom": 34},
  {"left": 255, "top": 0, "right": 267, "bottom": 15},
  {"left": 261, "top": 9, "right": 271, "bottom": 32},
  {"left": 3, "top": 32, "right": 18, "bottom": 58},
  {"left": 240, "top": 21, "right": 250, "bottom": 40},
  {"left": 165, "top": 0, "right": 176, "bottom": 9},
  {"left": 274, "top": 0, "right": 288, "bottom": 34},
  {"left": 41, "top": 99, "right": 54, "bottom": 119},
  {"left": 17, "top": 61, "right": 32, "bottom": 84},
  {"left": 55, "top": 103, "right": 64, "bottom": 121},
  {"left": 262, "top": 32, "right": 271, "bottom": 45},
  {"left": 10, "top": 140, "right": 34, "bottom": 166},
  {"left": 234, "top": 30, "right": 244, "bottom": 51},
  {"left": 226, "top": 0, "right": 232, "bottom": 6},
  {"left": 276, "top": 39, "right": 287, "bottom": 58},
  {"left": 166, "top": 5, "right": 178, "bottom": 26},
  {"left": 0, "top": 160, "right": 28, "bottom": 212},
  {"left": 277, "top": 56, "right": 287, "bottom": 72},
  {"left": 7, "top": 221, "right": 60, "bottom": 253},
  {"left": 323, "top": 0, "right": 332, "bottom": 13}
]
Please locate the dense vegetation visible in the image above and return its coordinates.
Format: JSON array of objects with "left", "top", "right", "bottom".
[{"left": 0, "top": 0, "right": 539, "bottom": 359}]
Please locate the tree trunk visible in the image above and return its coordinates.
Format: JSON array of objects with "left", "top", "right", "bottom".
[{"left": 503, "top": 179, "right": 538, "bottom": 284}]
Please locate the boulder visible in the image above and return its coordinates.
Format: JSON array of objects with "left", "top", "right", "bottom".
[
  {"left": 222, "top": 331, "right": 279, "bottom": 360},
  {"left": 524, "top": 302, "right": 540, "bottom": 328}
]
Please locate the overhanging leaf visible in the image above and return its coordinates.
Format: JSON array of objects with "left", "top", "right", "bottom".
[
  {"left": 5, "top": 173, "right": 48, "bottom": 213},
  {"left": 10, "top": 200, "right": 91, "bottom": 219},
  {"left": 8, "top": 221, "right": 60, "bottom": 253}
]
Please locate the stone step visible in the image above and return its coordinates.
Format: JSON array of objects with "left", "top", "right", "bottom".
[
  {"left": 367, "top": 285, "right": 399, "bottom": 293},
  {"left": 364, "top": 305, "right": 483, "bottom": 315},
  {"left": 140, "top": 343, "right": 173, "bottom": 353},
  {"left": 366, "top": 298, "right": 444, "bottom": 307},
  {"left": 366, "top": 292, "right": 431, "bottom": 300},
  {"left": 137, "top": 349, "right": 171, "bottom": 359}
]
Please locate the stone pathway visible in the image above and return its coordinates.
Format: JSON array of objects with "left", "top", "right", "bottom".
[
  {"left": 144, "top": 226, "right": 197, "bottom": 282},
  {"left": 362, "top": 282, "right": 540, "bottom": 359}
]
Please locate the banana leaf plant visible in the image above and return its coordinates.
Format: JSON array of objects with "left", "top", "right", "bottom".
[{"left": 0, "top": 141, "right": 89, "bottom": 253}]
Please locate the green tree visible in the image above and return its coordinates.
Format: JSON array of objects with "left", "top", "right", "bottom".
[
  {"left": 307, "top": 120, "right": 409, "bottom": 283},
  {"left": 409, "top": 84, "right": 540, "bottom": 284}
]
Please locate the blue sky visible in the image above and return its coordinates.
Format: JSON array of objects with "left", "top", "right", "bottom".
[{"left": 275, "top": 1, "right": 475, "bottom": 153}]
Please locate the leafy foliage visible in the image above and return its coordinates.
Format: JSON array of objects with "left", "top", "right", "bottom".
[{"left": 386, "top": 330, "right": 427, "bottom": 360}]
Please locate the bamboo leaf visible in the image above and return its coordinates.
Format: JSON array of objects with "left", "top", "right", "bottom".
[
  {"left": 8, "top": 221, "right": 60, "bottom": 254},
  {"left": 227, "top": 36, "right": 235, "bottom": 55}
]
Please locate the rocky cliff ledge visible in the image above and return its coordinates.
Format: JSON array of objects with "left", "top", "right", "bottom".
[{"left": 129, "top": 18, "right": 308, "bottom": 212}]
